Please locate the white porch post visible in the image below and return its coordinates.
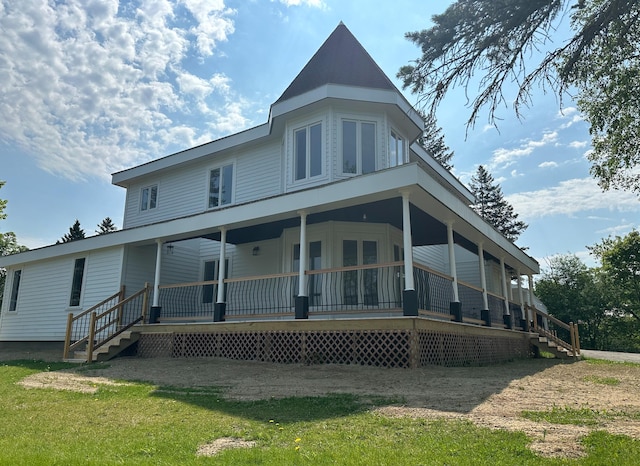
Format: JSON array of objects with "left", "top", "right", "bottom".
[
  {"left": 447, "top": 221, "right": 462, "bottom": 321},
  {"left": 517, "top": 270, "right": 526, "bottom": 329},
  {"left": 401, "top": 191, "right": 414, "bottom": 291},
  {"left": 500, "top": 258, "right": 512, "bottom": 328},
  {"left": 296, "top": 210, "right": 309, "bottom": 319},
  {"left": 150, "top": 239, "right": 163, "bottom": 323},
  {"left": 214, "top": 227, "right": 227, "bottom": 322},
  {"left": 446, "top": 222, "right": 459, "bottom": 302},
  {"left": 478, "top": 242, "right": 489, "bottom": 310},
  {"left": 528, "top": 274, "right": 535, "bottom": 328},
  {"left": 401, "top": 191, "right": 417, "bottom": 316}
]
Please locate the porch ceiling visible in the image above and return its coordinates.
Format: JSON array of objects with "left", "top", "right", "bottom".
[{"left": 200, "top": 198, "right": 496, "bottom": 262}]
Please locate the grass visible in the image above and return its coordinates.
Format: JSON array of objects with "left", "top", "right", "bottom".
[
  {"left": 1, "top": 359, "right": 640, "bottom": 465},
  {"left": 582, "top": 375, "right": 620, "bottom": 385},
  {"left": 522, "top": 406, "right": 640, "bottom": 427}
]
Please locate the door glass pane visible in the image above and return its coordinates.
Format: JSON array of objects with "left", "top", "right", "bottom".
[
  {"left": 69, "top": 258, "right": 86, "bottom": 307},
  {"left": 309, "top": 241, "right": 322, "bottom": 306},
  {"left": 361, "top": 123, "right": 376, "bottom": 174},
  {"left": 202, "top": 260, "right": 216, "bottom": 304},
  {"left": 343, "top": 240, "right": 358, "bottom": 305},
  {"left": 9, "top": 270, "right": 21, "bottom": 312},
  {"left": 310, "top": 123, "right": 322, "bottom": 177},
  {"left": 342, "top": 121, "right": 357, "bottom": 173},
  {"left": 363, "top": 241, "right": 378, "bottom": 306},
  {"left": 295, "top": 128, "right": 307, "bottom": 180}
]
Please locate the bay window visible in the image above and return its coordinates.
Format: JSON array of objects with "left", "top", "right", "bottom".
[
  {"left": 342, "top": 120, "right": 376, "bottom": 175},
  {"left": 294, "top": 122, "right": 322, "bottom": 181}
]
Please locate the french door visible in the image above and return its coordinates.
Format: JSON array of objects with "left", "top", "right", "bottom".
[{"left": 343, "top": 239, "right": 378, "bottom": 306}]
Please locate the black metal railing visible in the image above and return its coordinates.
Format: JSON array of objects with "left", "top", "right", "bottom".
[
  {"left": 457, "top": 281, "right": 484, "bottom": 321},
  {"left": 413, "top": 264, "right": 453, "bottom": 316}
]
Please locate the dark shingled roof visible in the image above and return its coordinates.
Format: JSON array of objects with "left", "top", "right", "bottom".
[{"left": 275, "top": 22, "right": 397, "bottom": 103}]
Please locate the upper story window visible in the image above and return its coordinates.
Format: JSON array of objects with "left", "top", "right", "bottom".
[
  {"left": 209, "top": 164, "right": 234, "bottom": 208},
  {"left": 8, "top": 269, "right": 21, "bottom": 312},
  {"left": 342, "top": 120, "right": 376, "bottom": 175},
  {"left": 141, "top": 185, "right": 158, "bottom": 211},
  {"left": 294, "top": 122, "right": 322, "bottom": 181},
  {"left": 69, "top": 258, "right": 86, "bottom": 307},
  {"left": 389, "top": 129, "right": 406, "bottom": 167}
]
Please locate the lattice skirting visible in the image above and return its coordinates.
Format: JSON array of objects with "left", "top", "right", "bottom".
[{"left": 136, "top": 328, "right": 531, "bottom": 368}]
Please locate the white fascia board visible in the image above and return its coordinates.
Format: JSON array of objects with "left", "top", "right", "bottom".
[
  {"left": 414, "top": 168, "right": 539, "bottom": 274},
  {"left": 270, "top": 84, "right": 423, "bottom": 133},
  {"left": 1, "top": 167, "right": 420, "bottom": 268},
  {"left": 3, "top": 164, "right": 537, "bottom": 274},
  {"left": 111, "top": 123, "right": 271, "bottom": 187},
  {"left": 410, "top": 143, "right": 475, "bottom": 203}
]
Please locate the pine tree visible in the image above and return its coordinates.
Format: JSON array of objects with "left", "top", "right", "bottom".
[
  {"left": 417, "top": 112, "right": 454, "bottom": 170},
  {"left": 96, "top": 217, "right": 117, "bottom": 235},
  {"left": 469, "top": 166, "right": 527, "bottom": 242},
  {"left": 59, "top": 219, "right": 86, "bottom": 243}
]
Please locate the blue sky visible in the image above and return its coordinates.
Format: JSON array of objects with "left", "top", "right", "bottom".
[{"left": 0, "top": 0, "right": 638, "bottom": 270}]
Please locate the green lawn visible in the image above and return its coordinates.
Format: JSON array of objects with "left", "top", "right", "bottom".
[{"left": 1, "top": 359, "right": 639, "bottom": 465}]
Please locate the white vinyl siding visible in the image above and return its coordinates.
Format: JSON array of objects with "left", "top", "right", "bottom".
[
  {"left": 123, "top": 141, "right": 281, "bottom": 229},
  {"left": 0, "top": 247, "right": 124, "bottom": 341}
]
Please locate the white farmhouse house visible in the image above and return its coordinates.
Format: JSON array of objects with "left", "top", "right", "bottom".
[{"left": 1, "top": 24, "right": 558, "bottom": 365}]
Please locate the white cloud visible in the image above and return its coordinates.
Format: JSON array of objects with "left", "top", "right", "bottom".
[
  {"left": 538, "top": 161, "right": 558, "bottom": 169},
  {"left": 596, "top": 222, "right": 637, "bottom": 236},
  {"left": 568, "top": 140, "right": 588, "bottom": 149},
  {"left": 0, "top": 0, "right": 251, "bottom": 182},
  {"left": 507, "top": 177, "right": 640, "bottom": 220},
  {"left": 277, "top": 0, "right": 327, "bottom": 7},
  {"left": 491, "top": 131, "right": 558, "bottom": 168}
]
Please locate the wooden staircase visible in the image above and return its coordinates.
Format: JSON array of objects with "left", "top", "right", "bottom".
[
  {"left": 65, "top": 331, "right": 140, "bottom": 363},
  {"left": 530, "top": 334, "right": 579, "bottom": 360}
]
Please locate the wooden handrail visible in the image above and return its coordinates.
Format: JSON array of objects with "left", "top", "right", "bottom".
[{"left": 528, "top": 304, "right": 580, "bottom": 357}]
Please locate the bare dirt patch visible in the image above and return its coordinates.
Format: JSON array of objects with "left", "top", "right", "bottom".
[
  {"left": 19, "top": 372, "right": 129, "bottom": 394},
  {"left": 13, "top": 354, "right": 640, "bottom": 459},
  {"left": 196, "top": 437, "right": 257, "bottom": 457}
]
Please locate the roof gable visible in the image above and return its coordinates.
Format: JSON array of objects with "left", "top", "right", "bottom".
[{"left": 276, "top": 22, "right": 396, "bottom": 103}]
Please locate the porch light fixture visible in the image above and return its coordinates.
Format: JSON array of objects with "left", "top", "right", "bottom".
[
  {"left": 362, "top": 213, "right": 367, "bottom": 221},
  {"left": 165, "top": 244, "right": 174, "bottom": 255},
  {"left": 252, "top": 246, "right": 260, "bottom": 256}
]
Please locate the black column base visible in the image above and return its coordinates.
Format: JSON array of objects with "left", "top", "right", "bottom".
[
  {"left": 503, "top": 314, "right": 513, "bottom": 329},
  {"left": 149, "top": 306, "right": 161, "bottom": 324},
  {"left": 450, "top": 301, "right": 463, "bottom": 322},
  {"left": 520, "top": 318, "right": 528, "bottom": 331},
  {"left": 214, "top": 302, "right": 226, "bottom": 322},
  {"left": 481, "top": 309, "right": 491, "bottom": 327},
  {"left": 295, "top": 296, "right": 309, "bottom": 319},
  {"left": 402, "top": 290, "right": 418, "bottom": 316}
]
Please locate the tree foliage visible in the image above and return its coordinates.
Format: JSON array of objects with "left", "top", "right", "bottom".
[
  {"left": 96, "top": 217, "right": 118, "bottom": 235},
  {"left": 0, "top": 181, "right": 28, "bottom": 306},
  {"left": 399, "top": 0, "right": 640, "bottom": 193},
  {"left": 590, "top": 230, "right": 640, "bottom": 323},
  {"left": 469, "top": 165, "right": 527, "bottom": 242},
  {"left": 536, "top": 231, "right": 640, "bottom": 352},
  {"left": 417, "top": 112, "right": 455, "bottom": 170},
  {"left": 535, "top": 254, "right": 608, "bottom": 348},
  {"left": 59, "top": 220, "right": 86, "bottom": 243}
]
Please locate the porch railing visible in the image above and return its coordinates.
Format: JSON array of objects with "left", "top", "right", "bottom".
[
  {"left": 155, "top": 262, "right": 527, "bottom": 328},
  {"left": 63, "top": 284, "right": 151, "bottom": 361},
  {"left": 528, "top": 304, "right": 581, "bottom": 357}
]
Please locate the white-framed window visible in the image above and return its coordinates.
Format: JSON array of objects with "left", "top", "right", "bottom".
[
  {"left": 389, "top": 129, "right": 406, "bottom": 167},
  {"left": 69, "top": 258, "right": 86, "bottom": 307},
  {"left": 294, "top": 122, "right": 323, "bottom": 181},
  {"left": 140, "top": 184, "right": 158, "bottom": 211},
  {"left": 8, "top": 269, "right": 22, "bottom": 312},
  {"left": 341, "top": 119, "right": 376, "bottom": 175},
  {"left": 208, "top": 163, "right": 234, "bottom": 209}
]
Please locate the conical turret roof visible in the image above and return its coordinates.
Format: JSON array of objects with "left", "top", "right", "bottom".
[{"left": 276, "top": 22, "right": 397, "bottom": 103}]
